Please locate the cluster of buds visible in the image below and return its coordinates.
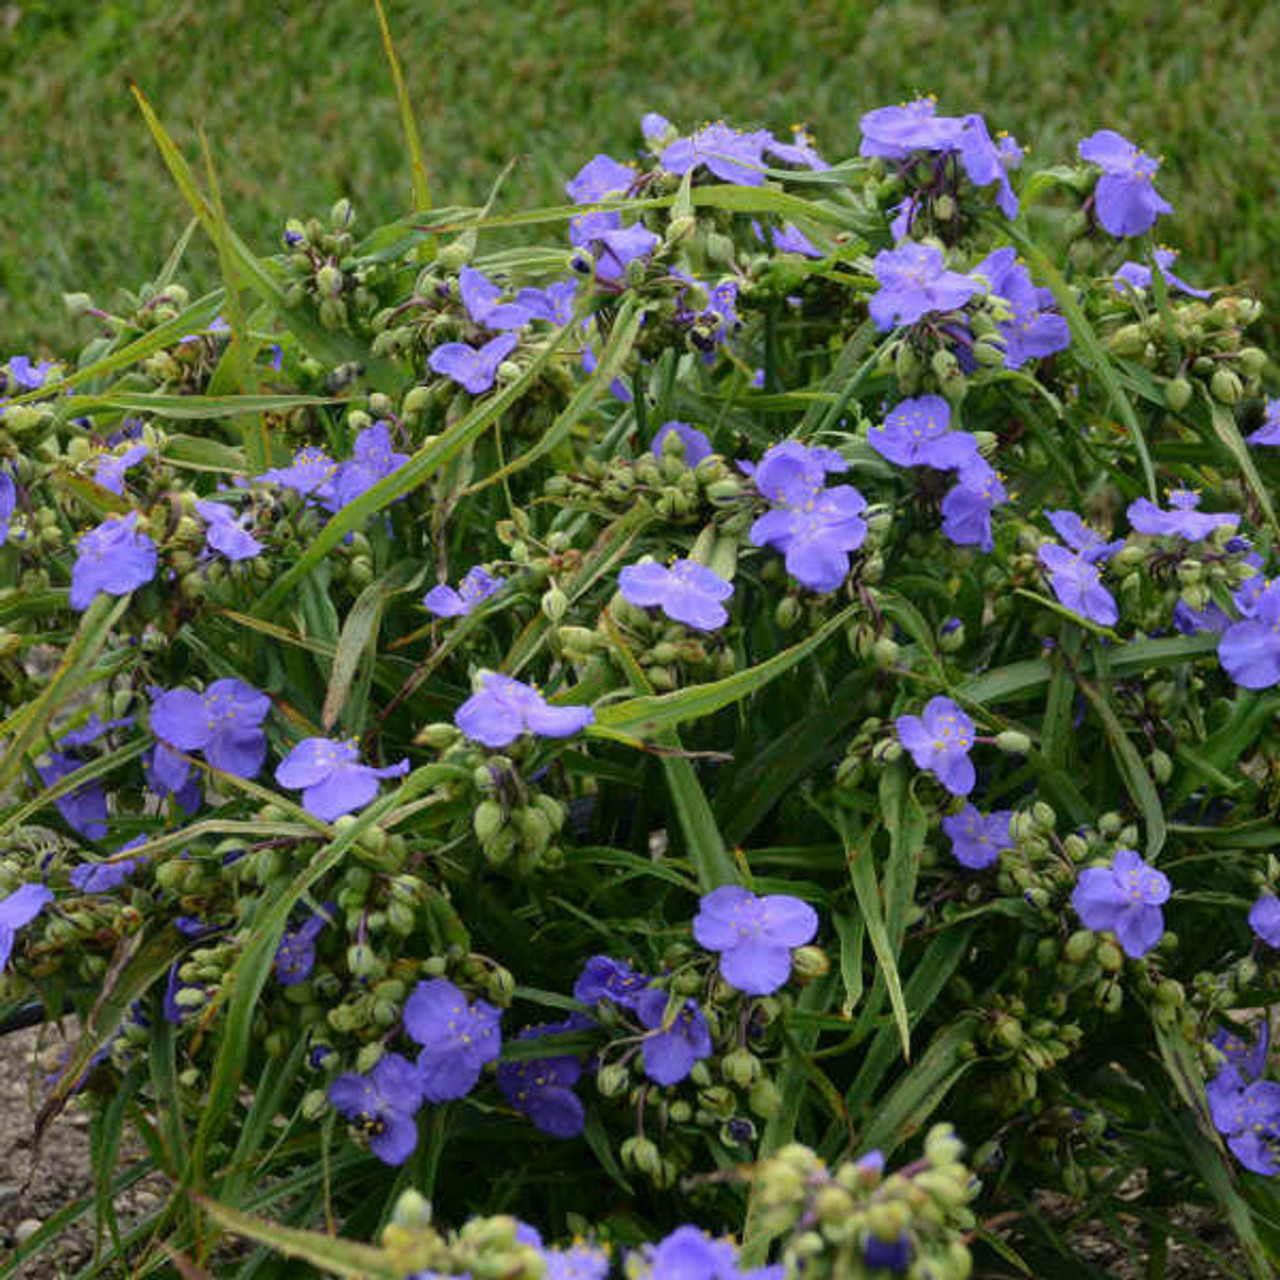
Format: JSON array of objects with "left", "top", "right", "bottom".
[
  {"left": 751, "top": 1126, "right": 977, "bottom": 1279},
  {"left": 1103, "top": 292, "right": 1267, "bottom": 410},
  {"left": 280, "top": 199, "right": 384, "bottom": 332},
  {"left": 380, "top": 1195, "right": 544, "bottom": 1280}
]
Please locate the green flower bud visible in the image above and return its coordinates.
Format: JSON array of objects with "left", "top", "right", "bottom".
[
  {"left": 621, "top": 1136, "right": 662, "bottom": 1177},
  {"left": 721, "top": 1048, "right": 761, "bottom": 1088},
  {"left": 1164, "top": 376, "right": 1193, "bottom": 411},
  {"left": 972, "top": 339, "right": 1007, "bottom": 367},
  {"left": 775, "top": 596, "right": 802, "bottom": 630},
  {"left": 541, "top": 587, "right": 568, "bottom": 623},
  {"left": 791, "top": 945, "right": 829, "bottom": 979},
  {"left": 749, "top": 1077, "right": 783, "bottom": 1119},
  {"left": 1107, "top": 324, "right": 1145, "bottom": 356},
  {"left": 1211, "top": 367, "right": 1243, "bottom": 405},
  {"left": 995, "top": 730, "right": 1031, "bottom": 755}
]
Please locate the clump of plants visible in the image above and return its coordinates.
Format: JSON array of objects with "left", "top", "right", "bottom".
[{"left": 4, "top": 26, "right": 1280, "bottom": 1280}]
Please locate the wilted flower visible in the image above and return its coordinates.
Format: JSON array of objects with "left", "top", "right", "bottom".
[
  {"left": 896, "top": 696, "right": 977, "bottom": 796},
  {"left": 692, "top": 886, "right": 818, "bottom": 994},
  {"left": 70, "top": 512, "right": 158, "bottom": 610},
  {"left": 328, "top": 1054, "right": 426, "bottom": 1166},
  {"left": 496, "top": 1018, "right": 589, "bottom": 1138},
  {"left": 941, "top": 805, "right": 1012, "bottom": 869},
  {"left": 275, "top": 905, "right": 334, "bottom": 986},
  {"left": 0, "top": 883, "right": 53, "bottom": 970},
  {"left": 652, "top": 420, "right": 712, "bottom": 467},
  {"left": 1113, "top": 248, "right": 1209, "bottom": 299},
  {"left": 274, "top": 738, "right": 410, "bottom": 821},
  {"left": 635, "top": 989, "right": 712, "bottom": 1085},
  {"left": 455, "top": 672, "right": 594, "bottom": 748},
  {"left": 574, "top": 955, "right": 651, "bottom": 1010},
  {"left": 1248, "top": 894, "right": 1280, "bottom": 948},
  {"left": 1071, "top": 848, "right": 1169, "bottom": 958},
  {"left": 1127, "top": 489, "right": 1239, "bottom": 540},
  {"left": 1078, "top": 129, "right": 1173, "bottom": 238},
  {"left": 424, "top": 566, "right": 505, "bottom": 618},
  {"left": 93, "top": 444, "right": 149, "bottom": 495},
  {"left": 618, "top": 558, "right": 733, "bottom": 631},
  {"left": 403, "top": 978, "right": 503, "bottom": 1101},
  {"left": 459, "top": 266, "right": 534, "bottom": 331},
  {"left": 195, "top": 499, "right": 263, "bottom": 561}
]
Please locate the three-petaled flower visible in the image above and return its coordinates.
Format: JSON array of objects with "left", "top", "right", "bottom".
[
  {"left": 1071, "top": 847, "right": 1170, "bottom": 958},
  {"left": 692, "top": 886, "right": 818, "bottom": 995},
  {"left": 1127, "top": 489, "right": 1239, "bottom": 541},
  {"left": 454, "top": 672, "right": 594, "bottom": 748},
  {"left": 1078, "top": 130, "right": 1173, "bottom": 238},
  {"left": 429, "top": 332, "right": 519, "bottom": 395},
  {"left": 70, "top": 512, "right": 158, "bottom": 611},
  {"left": 403, "top": 977, "right": 503, "bottom": 1102},
  {"left": 635, "top": 989, "right": 713, "bottom": 1085},
  {"left": 895, "top": 696, "right": 977, "bottom": 796},
  {"left": 496, "top": 1017, "right": 589, "bottom": 1138},
  {"left": 195, "top": 499, "right": 263, "bottom": 562},
  {"left": 868, "top": 243, "right": 980, "bottom": 331},
  {"left": 941, "top": 805, "right": 1012, "bottom": 869},
  {"left": 618, "top": 558, "right": 733, "bottom": 631},
  {"left": 328, "top": 1053, "right": 426, "bottom": 1166},
  {"left": 424, "top": 566, "right": 505, "bottom": 619},
  {"left": 1219, "top": 579, "right": 1280, "bottom": 690},
  {"left": 150, "top": 679, "right": 271, "bottom": 783},
  {"left": 274, "top": 737, "right": 410, "bottom": 821}
]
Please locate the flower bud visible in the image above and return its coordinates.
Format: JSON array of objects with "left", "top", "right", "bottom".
[
  {"left": 749, "top": 1077, "right": 783, "bottom": 1119},
  {"left": 1163, "top": 376, "right": 1193, "bottom": 411},
  {"left": 1210, "top": 367, "right": 1243, "bottom": 405},
  {"left": 775, "top": 596, "right": 802, "bottom": 630},
  {"left": 791, "top": 945, "right": 829, "bottom": 979},
  {"left": 721, "top": 1048, "right": 761, "bottom": 1088},
  {"left": 1107, "top": 324, "right": 1145, "bottom": 356},
  {"left": 995, "top": 730, "right": 1031, "bottom": 755}
]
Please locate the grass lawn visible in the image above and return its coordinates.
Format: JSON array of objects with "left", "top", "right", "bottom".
[{"left": 2, "top": 1, "right": 1278, "bottom": 353}]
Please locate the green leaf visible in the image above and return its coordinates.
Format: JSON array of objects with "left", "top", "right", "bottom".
[
  {"left": 1007, "top": 224, "right": 1157, "bottom": 501},
  {"left": 322, "top": 560, "right": 425, "bottom": 731},
  {"left": 192, "top": 1195, "right": 401, "bottom": 1279},
  {"left": 372, "top": 0, "right": 432, "bottom": 214},
  {"left": 1208, "top": 396, "right": 1280, "bottom": 537},
  {"left": 592, "top": 602, "right": 857, "bottom": 742},
  {"left": 0, "top": 593, "right": 131, "bottom": 791}
]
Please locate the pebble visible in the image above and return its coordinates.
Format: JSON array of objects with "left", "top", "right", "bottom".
[{"left": 15, "top": 1217, "right": 43, "bottom": 1243}]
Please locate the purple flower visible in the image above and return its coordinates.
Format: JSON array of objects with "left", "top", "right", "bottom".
[
  {"left": 1249, "top": 894, "right": 1280, "bottom": 948},
  {"left": 618, "top": 558, "right": 733, "bottom": 631},
  {"left": 868, "top": 243, "right": 979, "bottom": 331},
  {"left": 1078, "top": 130, "right": 1173, "bottom": 238},
  {"left": 275, "top": 905, "right": 333, "bottom": 985},
  {"left": 1207, "top": 1064, "right": 1280, "bottom": 1175},
  {"left": 317, "top": 422, "right": 408, "bottom": 511},
  {"left": 1071, "top": 848, "right": 1169, "bottom": 958},
  {"left": 1219, "top": 581, "right": 1280, "bottom": 689},
  {"left": 70, "top": 837, "right": 145, "bottom": 893},
  {"left": 1046, "top": 510, "right": 1123, "bottom": 563},
  {"left": 692, "top": 886, "right": 818, "bottom": 995},
  {"left": 429, "top": 332, "right": 519, "bottom": 394},
  {"left": 1246, "top": 400, "right": 1280, "bottom": 447},
  {"left": 941, "top": 805, "right": 1012, "bottom": 869},
  {"left": 895, "top": 696, "right": 976, "bottom": 796},
  {"left": 574, "top": 955, "right": 651, "bottom": 1010},
  {"left": 941, "top": 461, "right": 1008, "bottom": 553},
  {"left": 860, "top": 98, "right": 960, "bottom": 159},
  {"left": 0, "top": 469, "right": 13, "bottom": 546},
  {"left": 70, "top": 512, "right": 158, "bottom": 610},
  {"left": 0, "top": 883, "right": 53, "bottom": 970},
  {"left": 634, "top": 1226, "right": 740, "bottom": 1280},
  {"left": 748, "top": 441, "right": 867, "bottom": 593},
  {"left": 542, "top": 1242, "right": 610, "bottom": 1280},
  {"left": 455, "top": 672, "right": 594, "bottom": 748},
  {"left": 143, "top": 744, "right": 202, "bottom": 813},
  {"left": 516, "top": 281, "right": 578, "bottom": 325},
  {"left": 424, "top": 566, "right": 505, "bottom": 618},
  {"left": 1173, "top": 598, "right": 1232, "bottom": 636},
  {"left": 970, "top": 248, "right": 1070, "bottom": 369},
  {"left": 864, "top": 1235, "right": 912, "bottom": 1273},
  {"left": 150, "top": 679, "right": 270, "bottom": 782},
  {"left": 757, "top": 220, "right": 823, "bottom": 258},
  {"left": 652, "top": 421, "right": 712, "bottom": 467},
  {"left": 496, "top": 1020, "right": 587, "bottom": 1138},
  {"left": 635, "top": 989, "right": 712, "bottom": 1085},
  {"left": 403, "top": 978, "right": 503, "bottom": 1101},
  {"left": 1213, "top": 1021, "right": 1269, "bottom": 1083},
  {"left": 764, "top": 127, "right": 828, "bottom": 171},
  {"left": 867, "top": 396, "right": 980, "bottom": 470},
  {"left": 661, "top": 123, "right": 767, "bottom": 186},
  {"left": 673, "top": 274, "right": 741, "bottom": 356},
  {"left": 592, "top": 225, "right": 661, "bottom": 284},
  {"left": 955, "top": 113, "right": 1018, "bottom": 219},
  {"left": 61, "top": 714, "right": 132, "bottom": 749},
  {"left": 1038, "top": 544, "right": 1118, "bottom": 625},
  {"left": 93, "top": 444, "right": 149, "bottom": 495},
  {"left": 641, "top": 113, "right": 672, "bottom": 141},
  {"left": 1113, "top": 248, "right": 1209, "bottom": 299},
  {"left": 328, "top": 1054, "right": 426, "bottom": 1166},
  {"left": 255, "top": 446, "right": 339, "bottom": 496},
  {"left": 274, "top": 738, "right": 410, "bottom": 821},
  {"left": 5, "top": 355, "right": 56, "bottom": 391},
  {"left": 459, "top": 267, "right": 534, "bottom": 331},
  {"left": 36, "top": 753, "right": 108, "bottom": 840},
  {"left": 1128, "top": 490, "right": 1239, "bottom": 541},
  {"left": 566, "top": 154, "right": 637, "bottom": 204},
  {"left": 268, "top": 343, "right": 284, "bottom": 371},
  {"left": 195, "top": 499, "right": 263, "bottom": 562}
]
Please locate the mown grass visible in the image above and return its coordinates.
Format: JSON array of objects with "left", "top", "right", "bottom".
[{"left": 2, "top": 0, "right": 1278, "bottom": 353}]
